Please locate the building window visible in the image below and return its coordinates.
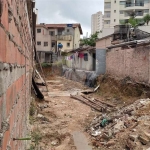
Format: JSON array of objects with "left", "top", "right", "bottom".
[
  {"left": 144, "top": 9, "right": 149, "bottom": 13},
  {"left": 114, "top": 0, "right": 116, "bottom": 3},
  {"left": 67, "top": 29, "right": 70, "bottom": 32},
  {"left": 50, "top": 31, "right": 54, "bottom": 36},
  {"left": 114, "top": 19, "right": 116, "bottom": 22},
  {"left": 44, "top": 42, "right": 48, "bottom": 46},
  {"left": 37, "top": 29, "right": 41, "bottom": 33},
  {"left": 37, "top": 41, "right": 41, "bottom": 45},
  {"left": 67, "top": 43, "right": 70, "bottom": 47},
  {"left": 114, "top": 10, "right": 116, "bottom": 13},
  {"left": 120, "top": 11, "right": 123, "bottom": 14}
]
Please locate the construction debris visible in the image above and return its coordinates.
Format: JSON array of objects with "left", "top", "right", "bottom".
[{"left": 87, "top": 98, "right": 150, "bottom": 149}]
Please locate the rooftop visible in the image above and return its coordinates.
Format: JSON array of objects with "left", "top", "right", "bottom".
[{"left": 36, "top": 23, "right": 83, "bottom": 34}]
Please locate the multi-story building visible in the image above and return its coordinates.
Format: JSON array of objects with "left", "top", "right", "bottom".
[
  {"left": 36, "top": 23, "right": 83, "bottom": 62},
  {"left": 91, "top": 11, "right": 103, "bottom": 35},
  {"left": 102, "top": 0, "right": 150, "bottom": 37}
]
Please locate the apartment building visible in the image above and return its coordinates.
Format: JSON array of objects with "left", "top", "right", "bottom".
[
  {"left": 102, "top": 0, "right": 150, "bottom": 37},
  {"left": 91, "top": 11, "right": 104, "bottom": 35},
  {"left": 36, "top": 23, "right": 83, "bottom": 62},
  {"left": 104, "top": 0, "right": 150, "bottom": 27}
]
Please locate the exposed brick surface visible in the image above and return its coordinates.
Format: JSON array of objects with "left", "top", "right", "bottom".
[
  {"left": 106, "top": 46, "right": 150, "bottom": 83},
  {"left": 0, "top": 0, "right": 34, "bottom": 149}
]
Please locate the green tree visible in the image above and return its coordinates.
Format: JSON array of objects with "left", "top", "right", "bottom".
[
  {"left": 80, "top": 31, "right": 99, "bottom": 46},
  {"left": 143, "top": 14, "right": 150, "bottom": 25}
]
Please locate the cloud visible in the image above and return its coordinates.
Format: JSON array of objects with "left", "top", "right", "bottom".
[{"left": 35, "top": 0, "right": 104, "bottom": 36}]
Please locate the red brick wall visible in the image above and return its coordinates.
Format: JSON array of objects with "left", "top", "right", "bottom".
[
  {"left": 0, "top": 0, "right": 33, "bottom": 149},
  {"left": 106, "top": 46, "right": 150, "bottom": 84}
]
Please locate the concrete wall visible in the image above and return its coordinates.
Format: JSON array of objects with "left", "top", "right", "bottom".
[
  {"left": 36, "top": 27, "right": 52, "bottom": 51},
  {"left": 106, "top": 46, "right": 150, "bottom": 83},
  {"left": 74, "top": 27, "right": 80, "bottom": 49},
  {"left": 0, "top": 0, "right": 33, "bottom": 149},
  {"left": 66, "top": 51, "right": 95, "bottom": 71},
  {"left": 96, "top": 36, "right": 112, "bottom": 49}
]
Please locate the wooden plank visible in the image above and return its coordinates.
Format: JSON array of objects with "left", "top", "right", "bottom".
[{"left": 70, "top": 95, "right": 101, "bottom": 112}]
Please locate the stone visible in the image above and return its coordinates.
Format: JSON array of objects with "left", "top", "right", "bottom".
[
  {"left": 138, "top": 135, "right": 149, "bottom": 145},
  {"left": 37, "top": 114, "right": 44, "bottom": 118},
  {"left": 105, "top": 140, "right": 115, "bottom": 147},
  {"left": 51, "top": 139, "right": 59, "bottom": 146},
  {"left": 144, "top": 131, "right": 150, "bottom": 139},
  {"left": 129, "top": 134, "right": 138, "bottom": 142}
]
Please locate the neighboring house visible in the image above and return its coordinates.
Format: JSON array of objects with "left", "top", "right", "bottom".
[
  {"left": 96, "top": 25, "right": 150, "bottom": 84},
  {"left": 65, "top": 46, "right": 96, "bottom": 71},
  {"left": 101, "top": 0, "right": 150, "bottom": 37},
  {"left": 36, "top": 23, "right": 83, "bottom": 63},
  {"left": 91, "top": 11, "right": 103, "bottom": 37}
]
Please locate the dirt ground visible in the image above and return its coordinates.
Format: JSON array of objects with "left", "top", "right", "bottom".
[
  {"left": 30, "top": 74, "right": 150, "bottom": 150},
  {"left": 30, "top": 76, "right": 99, "bottom": 150}
]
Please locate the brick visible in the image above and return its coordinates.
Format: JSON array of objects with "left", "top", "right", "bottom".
[{"left": 0, "top": 28, "right": 6, "bottom": 62}]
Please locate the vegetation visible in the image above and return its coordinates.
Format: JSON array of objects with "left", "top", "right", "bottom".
[
  {"left": 80, "top": 31, "right": 99, "bottom": 46},
  {"left": 143, "top": 14, "right": 150, "bottom": 25}
]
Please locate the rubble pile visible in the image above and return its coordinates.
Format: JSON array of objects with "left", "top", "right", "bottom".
[{"left": 88, "top": 98, "right": 150, "bottom": 149}]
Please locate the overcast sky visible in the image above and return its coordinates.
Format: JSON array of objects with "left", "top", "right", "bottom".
[{"left": 35, "top": 0, "right": 104, "bottom": 37}]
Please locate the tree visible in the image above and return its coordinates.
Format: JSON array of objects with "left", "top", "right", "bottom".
[
  {"left": 80, "top": 31, "right": 99, "bottom": 47},
  {"left": 143, "top": 14, "right": 150, "bottom": 25}
]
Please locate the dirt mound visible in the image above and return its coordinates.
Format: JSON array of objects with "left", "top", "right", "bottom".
[{"left": 97, "top": 75, "right": 150, "bottom": 102}]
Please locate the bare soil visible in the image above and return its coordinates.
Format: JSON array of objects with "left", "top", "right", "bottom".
[{"left": 30, "top": 73, "right": 150, "bottom": 150}]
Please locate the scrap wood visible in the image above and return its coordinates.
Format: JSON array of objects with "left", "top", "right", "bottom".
[
  {"left": 70, "top": 94, "right": 101, "bottom": 112},
  {"left": 94, "top": 98, "right": 116, "bottom": 107},
  {"left": 81, "top": 85, "right": 100, "bottom": 94},
  {"left": 81, "top": 95, "right": 106, "bottom": 110}
]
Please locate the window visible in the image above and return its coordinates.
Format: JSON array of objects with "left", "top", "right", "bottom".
[
  {"left": 114, "top": 10, "right": 116, "bottom": 13},
  {"left": 67, "top": 43, "right": 70, "bottom": 47},
  {"left": 37, "top": 29, "right": 41, "bottom": 33},
  {"left": 144, "top": 9, "right": 149, "bottom": 13},
  {"left": 114, "top": 19, "right": 116, "bottom": 22},
  {"left": 67, "top": 29, "right": 70, "bottom": 32},
  {"left": 50, "top": 31, "right": 54, "bottom": 36},
  {"left": 120, "top": 1, "right": 126, "bottom": 5},
  {"left": 37, "top": 41, "right": 41, "bottom": 45},
  {"left": 44, "top": 42, "right": 48, "bottom": 46},
  {"left": 114, "top": 0, "right": 116, "bottom": 3},
  {"left": 120, "top": 11, "right": 123, "bottom": 14}
]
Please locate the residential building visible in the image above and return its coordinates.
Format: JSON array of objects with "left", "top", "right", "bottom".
[
  {"left": 36, "top": 23, "right": 83, "bottom": 62},
  {"left": 102, "top": 0, "right": 150, "bottom": 37},
  {"left": 91, "top": 11, "right": 103, "bottom": 35}
]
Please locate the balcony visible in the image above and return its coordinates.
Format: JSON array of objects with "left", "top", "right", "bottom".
[
  {"left": 104, "top": 14, "right": 111, "bottom": 18},
  {"left": 56, "top": 35, "right": 72, "bottom": 41},
  {"left": 125, "top": 3, "right": 144, "bottom": 7}
]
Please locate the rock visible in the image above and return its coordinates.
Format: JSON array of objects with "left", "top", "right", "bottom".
[
  {"left": 101, "top": 133, "right": 109, "bottom": 140},
  {"left": 105, "top": 140, "right": 115, "bottom": 147},
  {"left": 129, "top": 134, "right": 138, "bottom": 142},
  {"left": 37, "top": 114, "right": 44, "bottom": 118},
  {"left": 144, "top": 131, "right": 150, "bottom": 139},
  {"left": 113, "top": 120, "right": 125, "bottom": 134},
  {"left": 131, "top": 129, "right": 137, "bottom": 132},
  {"left": 51, "top": 139, "right": 59, "bottom": 146},
  {"left": 138, "top": 135, "right": 149, "bottom": 145}
]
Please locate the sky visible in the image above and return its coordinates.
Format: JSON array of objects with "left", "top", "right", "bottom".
[{"left": 35, "top": 0, "right": 104, "bottom": 37}]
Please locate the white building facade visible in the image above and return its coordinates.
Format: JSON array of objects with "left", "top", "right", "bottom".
[
  {"left": 102, "top": 0, "right": 150, "bottom": 37},
  {"left": 91, "top": 11, "right": 104, "bottom": 35}
]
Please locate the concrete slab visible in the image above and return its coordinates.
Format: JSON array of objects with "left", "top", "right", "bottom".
[{"left": 73, "top": 131, "right": 92, "bottom": 150}]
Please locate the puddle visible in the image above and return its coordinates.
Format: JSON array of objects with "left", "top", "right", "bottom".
[{"left": 73, "top": 131, "right": 92, "bottom": 150}]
